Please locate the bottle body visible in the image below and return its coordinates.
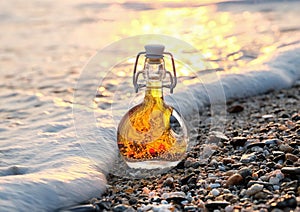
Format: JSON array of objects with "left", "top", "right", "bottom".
[{"left": 117, "top": 82, "right": 188, "bottom": 169}]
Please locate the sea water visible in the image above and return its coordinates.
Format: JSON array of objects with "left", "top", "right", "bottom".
[{"left": 0, "top": 0, "right": 300, "bottom": 211}]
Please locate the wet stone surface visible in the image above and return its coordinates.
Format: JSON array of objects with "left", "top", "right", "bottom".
[{"left": 65, "top": 85, "right": 300, "bottom": 211}]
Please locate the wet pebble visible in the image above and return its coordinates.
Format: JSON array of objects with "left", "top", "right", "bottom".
[
  {"left": 113, "top": 204, "right": 131, "bottom": 212},
  {"left": 95, "top": 200, "right": 111, "bottom": 210}
]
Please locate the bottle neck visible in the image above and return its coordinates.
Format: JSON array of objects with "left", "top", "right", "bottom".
[
  {"left": 146, "top": 81, "right": 163, "bottom": 99},
  {"left": 143, "top": 58, "right": 165, "bottom": 102}
]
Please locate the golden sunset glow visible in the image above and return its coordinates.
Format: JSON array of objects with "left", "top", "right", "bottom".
[{"left": 114, "top": 4, "right": 278, "bottom": 75}]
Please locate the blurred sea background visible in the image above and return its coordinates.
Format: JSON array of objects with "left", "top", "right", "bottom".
[{"left": 0, "top": 0, "right": 300, "bottom": 210}]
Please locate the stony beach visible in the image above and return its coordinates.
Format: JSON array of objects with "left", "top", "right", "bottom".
[{"left": 63, "top": 83, "right": 300, "bottom": 212}]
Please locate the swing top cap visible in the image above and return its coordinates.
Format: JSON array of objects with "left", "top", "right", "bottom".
[{"left": 144, "top": 44, "right": 165, "bottom": 58}]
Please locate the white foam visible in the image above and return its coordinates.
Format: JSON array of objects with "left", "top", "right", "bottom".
[{"left": 0, "top": 157, "right": 106, "bottom": 211}]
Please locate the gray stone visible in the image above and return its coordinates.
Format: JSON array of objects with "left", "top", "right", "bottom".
[
  {"left": 246, "top": 184, "right": 264, "bottom": 196},
  {"left": 240, "top": 152, "right": 257, "bottom": 163}
]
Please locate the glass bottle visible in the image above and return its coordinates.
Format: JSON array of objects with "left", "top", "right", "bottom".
[{"left": 117, "top": 44, "right": 188, "bottom": 170}]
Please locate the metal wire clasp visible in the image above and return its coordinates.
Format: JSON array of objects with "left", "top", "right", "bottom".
[{"left": 133, "top": 52, "right": 177, "bottom": 93}]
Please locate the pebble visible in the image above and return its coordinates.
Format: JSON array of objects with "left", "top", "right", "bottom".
[
  {"left": 209, "top": 183, "right": 221, "bottom": 188},
  {"left": 113, "top": 204, "right": 129, "bottom": 212},
  {"left": 292, "top": 113, "right": 300, "bottom": 121},
  {"left": 208, "top": 131, "right": 229, "bottom": 143},
  {"left": 250, "top": 146, "right": 264, "bottom": 153},
  {"left": 273, "top": 170, "right": 284, "bottom": 180},
  {"left": 95, "top": 200, "right": 111, "bottom": 210},
  {"left": 222, "top": 157, "right": 235, "bottom": 164},
  {"left": 279, "top": 144, "right": 294, "bottom": 153},
  {"left": 227, "top": 104, "right": 244, "bottom": 113},
  {"left": 161, "top": 200, "right": 168, "bottom": 204},
  {"left": 225, "top": 205, "right": 234, "bottom": 212},
  {"left": 186, "top": 192, "right": 193, "bottom": 202},
  {"left": 281, "top": 180, "right": 297, "bottom": 191},
  {"left": 142, "top": 187, "right": 150, "bottom": 194},
  {"left": 128, "top": 198, "right": 137, "bottom": 205},
  {"left": 254, "top": 191, "right": 268, "bottom": 199},
  {"left": 240, "top": 152, "right": 256, "bottom": 163},
  {"left": 163, "top": 177, "right": 174, "bottom": 188},
  {"left": 247, "top": 180, "right": 272, "bottom": 187},
  {"left": 163, "top": 192, "right": 187, "bottom": 203},
  {"left": 245, "top": 140, "right": 265, "bottom": 149},
  {"left": 264, "top": 139, "right": 280, "bottom": 146},
  {"left": 238, "top": 167, "right": 252, "bottom": 178},
  {"left": 269, "top": 176, "right": 280, "bottom": 185},
  {"left": 285, "top": 153, "right": 299, "bottom": 162},
  {"left": 281, "top": 167, "right": 300, "bottom": 175},
  {"left": 140, "top": 205, "right": 152, "bottom": 211},
  {"left": 211, "top": 188, "right": 220, "bottom": 197},
  {"left": 180, "top": 174, "right": 195, "bottom": 185},
  {"left": 246, "top": 184, "right": 264, "bottom": 196},
  {"left": 262, "top": 114, "right": 274, "bottom": 119},
  {"left": 152, "top": 204, "right": 174, "bottom": 212},
  {"left": 230, "top": 136, "right": 247, "bottom": 147},
  {"left": 184, "top": 205, "right": 197, "bottom": 211},
  {"left": 226, "top": 173, "right": 243, "bottom": 186}
]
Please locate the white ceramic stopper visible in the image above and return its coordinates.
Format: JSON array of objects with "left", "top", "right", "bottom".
[{"left": 144, "top": 44, "right": 165, "bottom": 58}]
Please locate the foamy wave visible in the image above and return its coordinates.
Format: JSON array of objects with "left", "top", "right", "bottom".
[{"left": 0, "top": 157, "right": 106, "bottom": 211}]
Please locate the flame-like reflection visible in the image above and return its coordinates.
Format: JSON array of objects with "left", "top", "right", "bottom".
[{"left": 115, "top": 4, "right": 279, "bottom": 75}]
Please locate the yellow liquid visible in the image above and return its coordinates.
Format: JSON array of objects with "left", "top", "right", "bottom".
[{"left": 117, "top": 85, "right": 187, "bottom": 168}]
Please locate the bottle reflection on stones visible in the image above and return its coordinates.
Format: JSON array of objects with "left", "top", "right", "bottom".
[{"left": 117, "top": 44, "right": 188, "bottom": 169}]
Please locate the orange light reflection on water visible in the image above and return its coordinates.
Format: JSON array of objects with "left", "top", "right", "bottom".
[{"left": 115, "top": 4, "right": 278, "bottom": 76}]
